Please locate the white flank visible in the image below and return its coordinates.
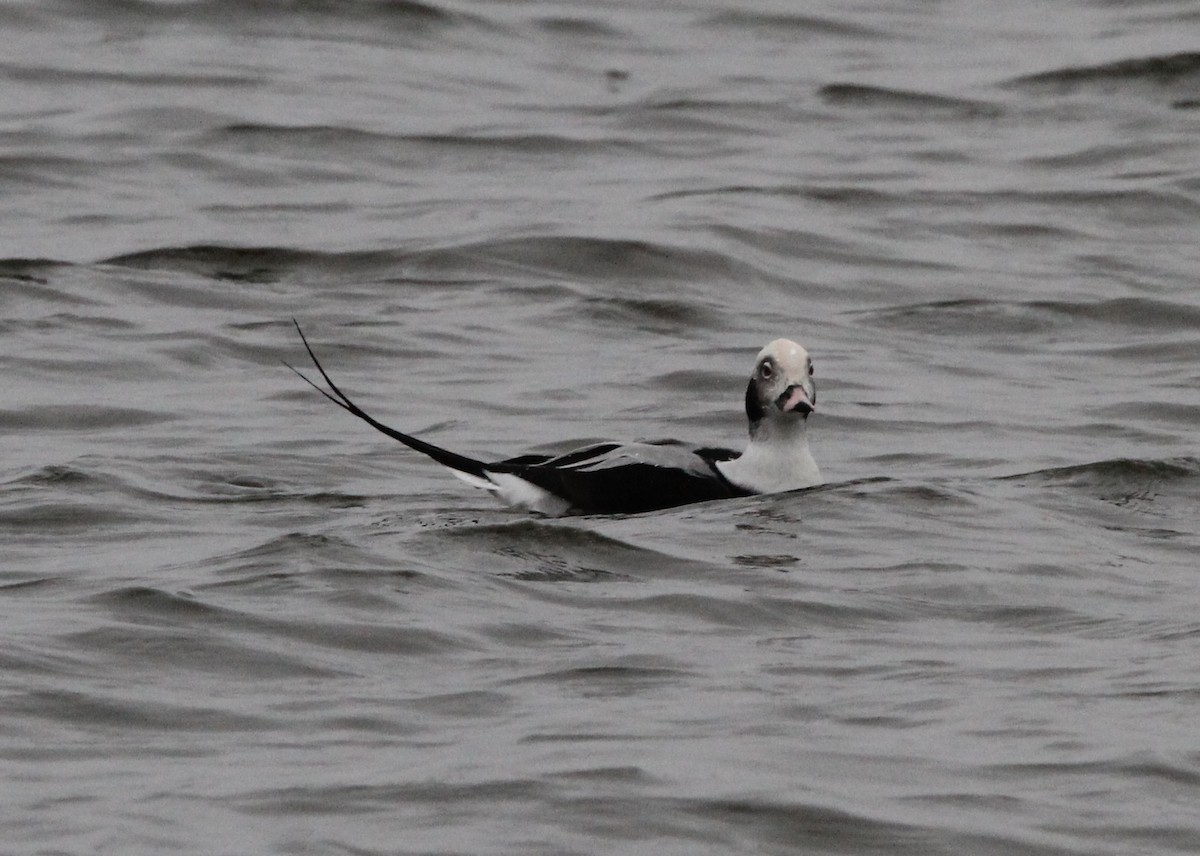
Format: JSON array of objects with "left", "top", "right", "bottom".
[
  {"left": 447, "top": 468, "right": 573, "bottom": 516},
  {"left": 447, "top": 468, "right": 495, "bottom": 491}
]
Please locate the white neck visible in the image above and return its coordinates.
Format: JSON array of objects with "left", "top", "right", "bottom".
[{"left": 716, "top": 418, "right": 821, "bottom": 494}]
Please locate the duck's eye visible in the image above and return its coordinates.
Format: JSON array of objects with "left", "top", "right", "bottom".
[
  {"left": 808, "top": 362, "right": 814, "bottom": 377},
  {"left": 759, "top": 361, "right": 773, "bottom": 379}
]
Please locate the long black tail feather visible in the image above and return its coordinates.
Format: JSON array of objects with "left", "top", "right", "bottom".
[{"left": 286, "top": 319, "right": 492, "bottom": 480}]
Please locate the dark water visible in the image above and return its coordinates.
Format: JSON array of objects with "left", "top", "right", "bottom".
[{"left": 3, "top": 1, "right": 1200, "bottom": 853}]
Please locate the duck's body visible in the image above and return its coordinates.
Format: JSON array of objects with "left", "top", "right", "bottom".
[
  {"left": 288, "top": 323, "right": 820, "bottom": 515},
  {"left": 444, "top": 439, "right": 749, "bottom": 516}
]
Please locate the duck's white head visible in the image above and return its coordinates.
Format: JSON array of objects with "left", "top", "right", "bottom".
[{"left": 744, "top": 338, "right": 815, "bottom": 436}]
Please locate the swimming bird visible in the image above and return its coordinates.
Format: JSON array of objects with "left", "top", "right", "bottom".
[{"left": 287, "top": 321, "right": 820, "bottom": 515}]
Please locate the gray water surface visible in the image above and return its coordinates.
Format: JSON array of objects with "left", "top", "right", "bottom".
[{"left": 3, "top": 1, "right": 1200, "bottom": 854}]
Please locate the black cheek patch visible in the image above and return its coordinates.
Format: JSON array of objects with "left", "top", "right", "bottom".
[{"left": 744, "top": 378, "right": 764, "bottom": 424}]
